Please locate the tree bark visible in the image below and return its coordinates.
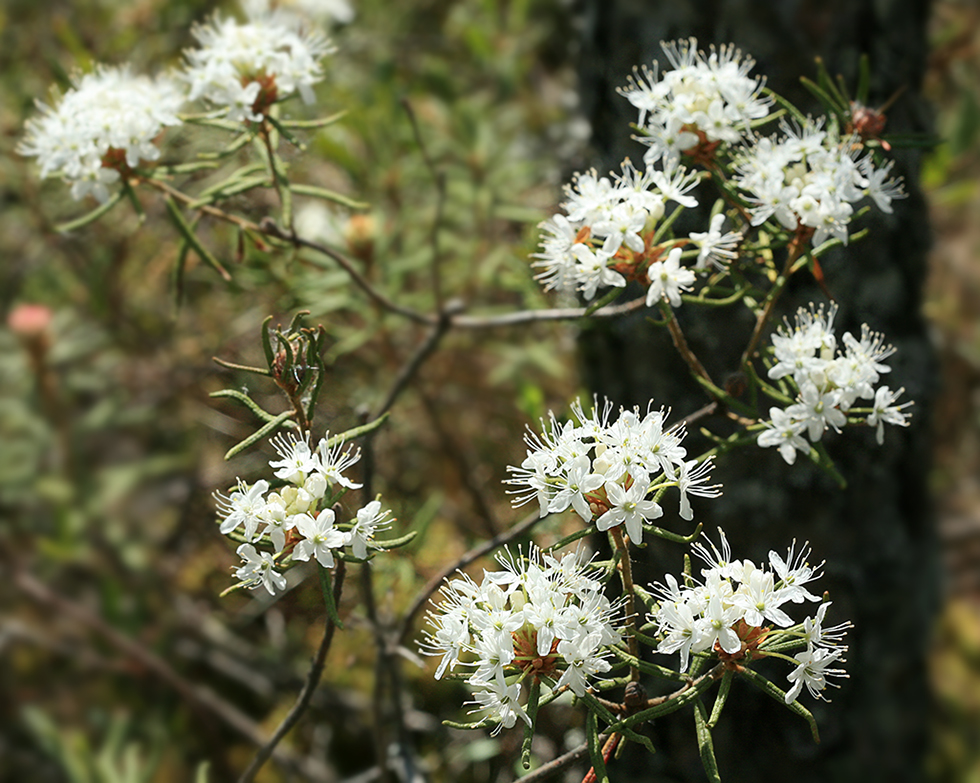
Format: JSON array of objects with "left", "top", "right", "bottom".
[{"left": 576, "top": 2, "right": 939, "bottom": 781}]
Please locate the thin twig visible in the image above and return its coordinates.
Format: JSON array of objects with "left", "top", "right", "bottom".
[
  {"left": 275, "top": 224, "right": 437, "bottom": 326},
  {"left": 678, "top": 401, "right": 719, "bottom": 429},
  {"left": 375, "top": 303, "right": 461, "bottom": 417},
  {"left": 663, "top": 305, "right": 714, "bottom": 386},
  {"left": 449, "top": 295, "right": 647, "bottom": 328},
  {"left": 739, "top": 232, "right": 807, "bottom": 367},
  {"left": 516, "top": 737, "right": 600, "bottom": 783},
  {"left": 609, "top": 527, "right": 640, "bottom": 682},
  {"left": 238, "top": 560, "right": 347, "bottom": 783}
]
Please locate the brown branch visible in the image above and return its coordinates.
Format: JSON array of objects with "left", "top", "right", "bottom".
[
  {"left": 739, "top": 231, "right": 808, "bottom": 368},
  {"left": 238, "top": 560, "right": 347, "bottom": 783},
  {"left": 516, "top": 737, "right": 599, "bottom": 783},
  {"left": 609, "top": 526, "right": 640, "bottom": 682},
  {"left": 663, "top": 305, "right": 714, "bottom": 386},
  {"left": 449, "top": 295, "right": 647, "bottom": 329}
]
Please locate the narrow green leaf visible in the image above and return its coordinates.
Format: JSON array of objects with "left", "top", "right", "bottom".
[
  {"left": 164, "top": 196, "right": 232, "bottom": 281},
  {"left": 56, "top": 190, "right": 123, "bottom": 232},
  {"left": 261, "top": 315, "right": 276, "bottom": 367},
  {"left": 581, "top": 692, "right": 656, "bottom": 754},
  {"left": 763, "top": 88, "right": 808, "bottom": 126},
  {"left": 651, "top": 205, "right": 686, "bottom": 245},
  {"left": 814, "top": 57, "right": 849, "bottom": 111},
  {"left": 737, "top": 667, "right": 820, "bottom": 742},
  {"left": 521, "top": 678, "right": 541, "bottom": 769},
  {"left": 322, "top": 412, "right": 390, "bottom": 448},
  {"left": 646, "top": 521, "right": 703, "bottom": 544},
  {"left": 542, "top": 526, "right": 591, "bottom": 553},
  {"left": 121, "top": 179, "right": 145, "bottom": 223},
  {"left": 373, "top": 530, "right": 418, "bottom": 550},
  {"left": 287, "top": 311, "right": 309, "bottom": 333},
  {"left": 158, "top": 160, "right": 221, "bottom": 174},
  {"left": 212, "top": 357, "right": 272, "bottom": 376},
  {"left": 442, "top": 717, "right": 496, "bottom": 731},
  {"left": 290, "top": 182, "right": 370, "bottom": 210},
  {"left": 194, "top": 761, "right": 210, "bottom": 783},
  {"left": 265, "top": 113, "right": 306, "bottom": 149},
  {"left": 586, "top": 710, "right": 609, "bottom": 783},
  {"left": 172, "top": 236, "right": 191, "bottom": 316},
  {"left": 209, "top": 389, "right": 281, "bottom": 422},
  {"left": 694, "top": 700, "right": 722, "bottom": 783},
  {"left": 585, "top": 286, "right": 625, "bottom": 317},
  {"left": 196, "top": 131, "right": 253, "bottom": 159},
  {"left": 317, "top": 562, "right": 344, "bottom": 630},
  {"left": 224, "top": 411, "right": 295, "bottom": 460},
  {"left": 278, "top": 110, "right": 348, "bottom": 129},
  {"left": 800, "top": 77, "right": 844, "bottom": 117},
  {"left": 807, "top": 441, "right": 847, "bottom": 489},
  {"left": 188, "top": 175, "right": 271, "bottom": 208},
  {"left": 709, "top": 670, "right": 733, "bottom": 727}
]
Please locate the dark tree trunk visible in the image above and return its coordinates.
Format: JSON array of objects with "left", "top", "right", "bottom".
[{"left": 575, "top": 2, "right": 939, "bottom": 782}]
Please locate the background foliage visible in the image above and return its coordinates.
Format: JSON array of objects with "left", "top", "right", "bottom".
[{"left": 1, "top": 0, "right": 978, "bottom": 781}]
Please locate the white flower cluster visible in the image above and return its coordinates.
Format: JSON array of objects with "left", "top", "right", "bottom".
[
  {"left": 215, "top": 432, "right": 390, "bottom": 594},
  {"left": 733, "top": 119, "right": 906, "bottom": 247},
  {"left": 421, "top": 547, "right": 622, "bottom": 733},
  {"left": 18, "top": 65, "right": 184, "bottom": 202},
  {"left": 532, "top": 160, "right": 740, "bottom": 306},
  {"left": 757, "top": 304, "right": 913, "bottom": 464},
  {"left": 184, "top": 8, "right": 334, "bottom": 122},
  {"left": 618, "top": 38, "right": 771, "bottom": 168},
  {"left": 506, "top": 398, "right": 721, "bottom": 543},
  {"left": 651, "top": 530, "right": 850, "bottom": 703}
]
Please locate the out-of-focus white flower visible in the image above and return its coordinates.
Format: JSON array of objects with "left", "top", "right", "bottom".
[
  {"left": 19, "top": 65, "right": 184, "bottom": 202},
  {"left": 183, "top": 8, "right": 334, "bottom": 121}
]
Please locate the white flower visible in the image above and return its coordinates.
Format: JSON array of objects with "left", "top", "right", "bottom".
[
  {"left": 784, "top": 646, "right": 847, "bottom": 703},
  {"left": 215, "top": 479, "right": 270, "bottom": 539},
  {"left": 270, "top": 433, "right": 319, "bottom": 483},
  {"left": 620, "top": 38, "right": 770, "bottom": 166},
  {"left": 348, "top": 500, "right": 391, "bottom": 560},
  {"left": 19, "top": 65, "right": 184, "bottom": 202},
  {"left": 316, "top": 436, "right": 363, "bottom": 488},
  {"left": 467, "top": 673, "right": 531, "bottom": 735},
  {"left": 675, "top": 457, "right": 721, "bottom": 521},
  {"left": 292, "top": 508, "right": 348, "bottom": 568},
  {"left": 235, "top": 543, "right": 287, "bottom": 594},
  {"left": 786, "top": 382, "right": 847, "bottom": 442},
  {"left": 555, "top": 632, "right": 611, "bottom": 697},
  {"left": 688, "top": 213, "right": 742, "bottom": 269},
  {"left": 757, "top": 407, "right": 810, "bottom": 465},
  {"left": 646, "top": 247, "right": 695, "bottom": 308},
  {"left": 595, "top": 478, "right": 663, "bottom": 544},
  {"left": 183, "top": 9, "right": 334, "bottom": 121},
  {"left": 866, "top": 385, "right": 912, "bottom": 444},
  {"left": 548, "top": 454, "right": 604, "bottom": 522}
]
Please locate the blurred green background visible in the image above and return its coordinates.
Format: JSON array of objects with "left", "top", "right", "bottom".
[{"left": 1, "top": 0, "right": 978, "bottom": 781}]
